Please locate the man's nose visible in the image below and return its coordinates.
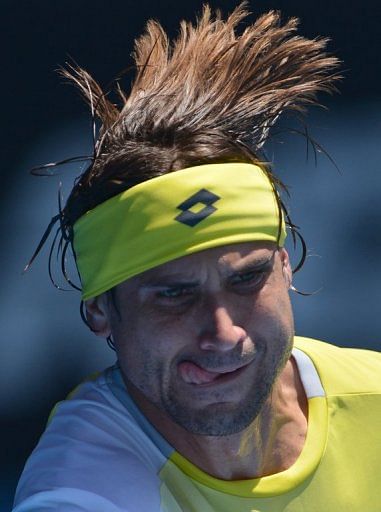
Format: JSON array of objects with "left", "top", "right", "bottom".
[{"left": 198, "top": 302, "right": 247, "bottom": 351}]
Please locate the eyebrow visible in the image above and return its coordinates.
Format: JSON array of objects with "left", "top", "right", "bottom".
[
  {"left": 141, "top": 280, "right": 199, "bottom": 289},
  {"left": 223, "top": 253, "right": 275, "bottom": 277}
]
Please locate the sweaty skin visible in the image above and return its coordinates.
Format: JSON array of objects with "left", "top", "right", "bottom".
[{"left": 86, "top": 242, "right": 308, "bottom": 480}]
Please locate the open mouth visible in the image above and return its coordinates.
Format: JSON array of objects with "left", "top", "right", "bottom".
[{"left": 178, "top": 360, "right": 250, "bottom": 386}]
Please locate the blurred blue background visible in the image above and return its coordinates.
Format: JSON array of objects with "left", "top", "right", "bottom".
[{"left": 2, "top": 0, "right": 381, "bottom": 509}]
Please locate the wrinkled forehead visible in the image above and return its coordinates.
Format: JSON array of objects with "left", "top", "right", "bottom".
[{"left": 132, "top": 241, "right": 278, "bottom": 285}]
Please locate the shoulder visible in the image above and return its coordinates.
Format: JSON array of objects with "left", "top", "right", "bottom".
[
  {"left": 14, "top": 367, "right": 165, "bottom": 511},
  {"left": 294, "top": 336, "right": 381, "bottom": 396}
]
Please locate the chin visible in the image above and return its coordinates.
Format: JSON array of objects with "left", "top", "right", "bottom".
[{"left": 165, "top": 382, "right": 273, "bottom": 436}]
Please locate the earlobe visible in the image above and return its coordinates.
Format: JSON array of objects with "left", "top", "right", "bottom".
[{"left": 85, "top": 295, "right": 112, "bottom": 338}]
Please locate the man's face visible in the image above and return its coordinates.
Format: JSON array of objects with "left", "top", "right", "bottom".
[{"left": 95, "top": 242, "right": 294, "bottom": 436}]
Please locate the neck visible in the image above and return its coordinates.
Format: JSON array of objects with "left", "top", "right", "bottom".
[{"left": 124, "top": 357, "right": 308, "bottom": 480}]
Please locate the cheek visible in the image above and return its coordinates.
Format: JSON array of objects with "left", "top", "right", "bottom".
[
  {"left": 139, "top": 301, "right": 201, "bottom": 345},
  {"left": 248, "top": 284, "right": 294, "bottom": 337},
  {"left": 111, "top": 306, "right": 186, "bottom": 379}
]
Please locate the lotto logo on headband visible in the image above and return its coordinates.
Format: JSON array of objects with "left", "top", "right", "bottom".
[{"left": 175, "top": 188, "right": 221, "bottom": 227}]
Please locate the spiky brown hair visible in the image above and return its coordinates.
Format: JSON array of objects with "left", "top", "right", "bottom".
[
  {"left": 27, "top": 3, "right": 340, "bottom": 293},
  {"left": 57, "top": 3, "right": 339, "bottom": 226}
]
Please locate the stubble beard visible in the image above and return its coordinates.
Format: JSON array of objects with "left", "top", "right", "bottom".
[{"left": 165, "top": 379, "right": 273, "bottom": 436}]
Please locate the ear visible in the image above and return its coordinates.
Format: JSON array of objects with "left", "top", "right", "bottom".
[
  {"left": 85, "top": 294, "right": 112, "bottom": 338},
  {"left": 279, "top": 248, "right": 292, "bottom": 288}
]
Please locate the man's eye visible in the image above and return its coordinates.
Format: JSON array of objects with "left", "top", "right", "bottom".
[
  {"left": 156, "top": 286, "right": 195, "bottom": 299},
  {"left": 230, "top": 271, "right": 265, "bottom": 286}
]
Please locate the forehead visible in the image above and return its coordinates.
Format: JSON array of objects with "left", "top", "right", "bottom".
[{"left": 133, "top": 241, "right": 277, "bottom": 284}]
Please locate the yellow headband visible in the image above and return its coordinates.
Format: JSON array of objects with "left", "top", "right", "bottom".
[{"left": 73, "top": 163, "right": 286, "bottom": 299}]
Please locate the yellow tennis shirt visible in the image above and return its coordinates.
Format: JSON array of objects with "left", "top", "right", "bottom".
[
  {"left": 13, "top": 338, "right": 381, "bottom": 511},
  {"left": 157, "top": 338, "right": 381, "bottom": 511}
]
